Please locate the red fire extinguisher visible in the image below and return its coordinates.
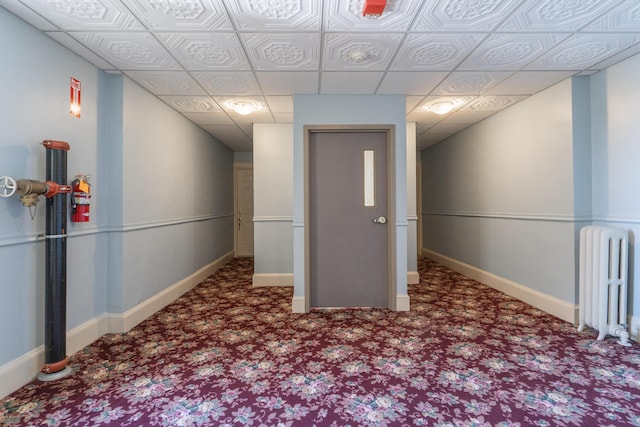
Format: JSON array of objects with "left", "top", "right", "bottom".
[{"left": 71, "top": 174, "right": 91, "bottom": 222}]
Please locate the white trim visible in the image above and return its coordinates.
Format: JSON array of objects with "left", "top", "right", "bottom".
[
  {"left": 292, "top": 296, "right": 306, "bottom": 313},
  {"left": 396, "top": 294, "right": 410, "bottom": 311},
  {"left": 423, "top": 249, "right": 577, "bottom": 324},
  {"left": 0, "top": 251, "right": 234, "bottom": 399},
  {"left": 630, "top": 315, "right": 640, "bottom": 342},
  {"left": 106, "top": 251, "right": 235, "bottom": 333},
  {"left": 423, "top": 211, "right": 591, "bottom": 223},
  {"left": 408, "top": 271, "right": 419, "bottom": 285},
  {"left": 252, "top": 273, "right": 294, "bottom": 287},
  {"left": 253, "top": 216, "right": 294, "bottom": 222}
]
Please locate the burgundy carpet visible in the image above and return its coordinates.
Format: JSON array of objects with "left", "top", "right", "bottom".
[{"left": 1, "top": 257, "right": 639, "bottom": 426}]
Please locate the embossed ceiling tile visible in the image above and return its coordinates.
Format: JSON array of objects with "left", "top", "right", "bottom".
[
  {"left": 121, "top": 0, "right": 232, "bottom": 30},
  {"left": 157, "top": 33, "right": 250, "bottom": 70},
  {"left": 255, "top": 71, "right": 319, "bottom": 95},
  {"left": 499, "top": 0, "right": 625, "bottom": 32},
  {"left": 582, "top": 1, "right": 640, "bottom": 32},
  {"left": 242, "top": 33, "right": 319, "bottom": 70},
  {"left": 224, "top": 0, "right": 320, "bottom": 30},
  {"left": 182, "top": 112, "right": 235, "bottom": 126},
  {"left": 459, "top": 95, "right": 527, "bottom": 112},
  {"left": 320, "top": 72, "right": 384, "bottom": 94},
  {"left": 325, "top": 0, "right": 424, "bottom": 31},
  {"left": 125, "top": 71, "right": 206, "bottom": 95},
  {"left": 323, "top": 34, "right": 403, "bottom": 71},
  {"left": 72, "top": 32, "right": 180, "bottom": 70},
  {"left": 590, "top": 42, "right": 640, "bottom": 70},
  {"left": 265, "top": 96, "right": 293, "bottom": 113},
  {"left": 20, "top": 0, "right": 144, "bottom": 30},
  {"left": 484, "top": 70, "right": 576, "bottom": 95},
  {"left": 45, "top": 32, "right": 116, "bottom": 69},
  {"left": 458, "top": 33, "right": 570, "bottom": 70},
  {"left": 158, "top": 95, "right": 220, "bottom": 113},
  {"left": 191, "top": 71, "right": 261, "bottom": 95},
  {"left": 391, "top": 34, "right": 484, "bottom": 71},
  {"left": 432, "top": 72, "right": 513, "bottom": 95},
  {"left": 525, "top": 34, "right": 640, "bottom": 70},
  {"left": 413, "top": 0, "right": 521, "bottom": 31},
  {"left": 0, "top": 0, "right": 58, "bottom": 30},
  {"left": 377, "top": 72, "right": 448, "bottom": 95},
  {"left": 202, "top": 125, "right": 252, "bottom": 151}
]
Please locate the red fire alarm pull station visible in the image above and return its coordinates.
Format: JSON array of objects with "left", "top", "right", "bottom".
[
  {"left": 363, "top": 0, "right": 386, "bottom": 17},
  {"left": 70, "top": 77, "right": 81, "bottom": 118}
]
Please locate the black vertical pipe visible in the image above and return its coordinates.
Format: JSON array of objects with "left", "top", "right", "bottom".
[{"left": 42, "top": 140, "right": 69, "bottom": 370}]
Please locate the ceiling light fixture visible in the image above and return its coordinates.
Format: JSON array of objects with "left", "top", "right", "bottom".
[
  {"left": 362, "top": 0, "right": 386, "bottom": 18},
  {"left": 348, "top": 50, "right": 369, "bottom": 64},
  {"left": 426, "top": 100, "right": 456, "bottom": 115},
  {"left": 223, "top": 99, "right": 262, "bottom": 115}
]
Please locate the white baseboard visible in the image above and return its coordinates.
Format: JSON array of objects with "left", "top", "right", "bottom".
[
  {"left": 408, "top": 271, "right": 419, "bottom": 285},
  {"left": 106, "top": 251, "right": 234, "bottom": 334},
  {"left": 253, "top": 273, "right": 294, "bottom": 287},
  {"left": 0, "top": 251, "right": 234, "bottom": 399},
  {"left": 396, "top": 294, "right": 410, "bottom": 311},
  {"left": 423, "top": 249, "right": 577, "bottom": 324},
  {"left": 292, "top": 296, "right": 306, "bottom": 313}
]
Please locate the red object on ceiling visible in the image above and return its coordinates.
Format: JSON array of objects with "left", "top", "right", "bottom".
[{"left": 363, "top": 0, "right": 386, "bottom": 17}]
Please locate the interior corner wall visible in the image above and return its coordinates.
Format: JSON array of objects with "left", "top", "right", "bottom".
[
  {"left": 421, "top": 78, "right": 581, "bottom": 313},
  {"left": 253, "top": 123, "right": 294, "bottom": 278},
  {"left": 590, "top": 52, "right": 640, "bottom": 334}
]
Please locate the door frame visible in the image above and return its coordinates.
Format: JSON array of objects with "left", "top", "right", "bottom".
[
  {"left": 303, "top": 125, "right": 397, "bottom": 312},
  {"left": 233, "top": 162, "right": 253, "bottom": 257}
]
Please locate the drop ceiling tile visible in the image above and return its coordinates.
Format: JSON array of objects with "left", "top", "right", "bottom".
[
  {"left": 71, "top": 32, "right": 180, "bottom": 70},
  {"left": 223, "top": 0, "right": 320, "bottom": 31},
  {"left": 458, "top": 33, "right": 570, "bottom": 70},
  {"left": 377, "top": 72, "right": 449, "bottom": 95},
  {"left": 242, "top": 33, "right": 320, "bottom": 70},
  {"left": 125, "top": 71, "right": 206, "bottom": 95},
  {"left": 45, "top": 32, "right": 116, "bottom": 69},
  {"left": 255, "top": 71, "right": 319, "bottom": 95},
  {"left": 156, "top": 33, "right": 250, "bottom": 70},
  {"left": 460, "top": 95, "right": 528, "bottom": 112},
  {"left": 484, "top": 70, "right": 576, "bottom": 94},
  {"left": 413, "top": 0, "right": 522, "bottom": 31},
  {"left": 582, "top": 1, "right": 640, "bottom": 32},
  {"left": 265, "top": 96, "right": 294, "bottom": 113},
  {"left": 0, "top": 0, "right": 58, "bottom": 30},
  {"left": 498, "top": 0, "right": 625, "bottom": 32},
  {"left": 323, "top": 33, "right": 403, "bottom": 71},
  {"left": 443, "top": 109, "right": 498, "bottom": 124},
  {"left": 325, "top": 0, "right": 423, "bottom": 31},
  {"left": 202, "top": 125, "right": 252, "bottom": 151},
  {"left": 432, "top": 72, "right": 513, "bottom": 95},
  {"left": 191, "top": 72, "right": 261, "bottom": 96},
  {"left": 158, "top": 96, "right": 220, "bottom": 113},
  {"left": 406, "top": 96, "right": 426, "bottom": 113},
  {"left": 182, "top": 112, "right": 234, "bottom": 125},
  {"left": 273, "top": 112, "right": 294, "bottom": 122},
  {"left": 320, "top": 72, "right": 384, "bottom": 94},
  {"left": 391, "top": 34, "right": 485, "bottom": 71},
  {"left": 525, "top": 33, "right": 640, "bottom": 70},
  {"left": 589, "top": 42, "right": 640, "bottom": 69},
  {"left": 18, "top": 0, "right": 144, "bottom": 31},
  {"left": 121, "top": 0, "right": 232, "bottom": 30}
]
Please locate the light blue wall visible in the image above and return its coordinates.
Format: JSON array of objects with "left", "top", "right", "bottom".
[
  {"left": 590, "top": 53, "right": 640, "bottom": 332},
  {"left": 422, "top": 79, "right": 581, "bottom": 303},
  {"left": 292, "top": 95, "right": 409, "bottom": 302},
  {"left": 0, "top": 7, "right": 234, "bottom": 368},
  {"left": 422, "top": 52, "right": 640, "bottom": 329}
]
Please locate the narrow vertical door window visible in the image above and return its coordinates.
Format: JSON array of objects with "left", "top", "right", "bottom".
[{"left": 364, "top": 149, "right": 375, "bottom": 207}]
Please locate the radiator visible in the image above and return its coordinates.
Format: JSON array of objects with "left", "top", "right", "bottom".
[{"left": 577, "top": 226, "right": 630, "bottom": 346}]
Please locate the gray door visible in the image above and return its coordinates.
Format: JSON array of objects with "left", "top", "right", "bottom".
[{"left": 309, "top": 131, "right": 388, "bottom": 308}]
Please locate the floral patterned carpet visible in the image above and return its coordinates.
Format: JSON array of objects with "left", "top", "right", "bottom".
[{"left": 2, "top": 257, "right": 640, "bottom": 426}]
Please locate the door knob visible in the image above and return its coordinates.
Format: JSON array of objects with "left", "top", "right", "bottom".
[{"left": 373, "top": 216, "right": 387, "bottom": 224}]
